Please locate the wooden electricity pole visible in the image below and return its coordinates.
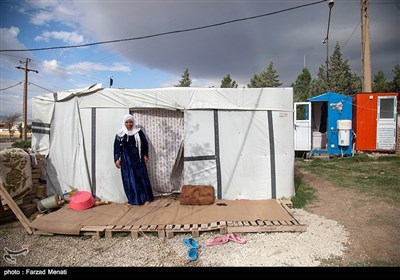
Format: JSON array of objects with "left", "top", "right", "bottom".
[
  {"left": 361, "top": 0, "right": 372, "bottom": 92},
  {"left": 16, "top": 58, "right": 38, "bottom": 141}
]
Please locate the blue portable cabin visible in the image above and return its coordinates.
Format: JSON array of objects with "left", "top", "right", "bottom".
[{"left": 308, "top": 92, "right": 353, "bottom": 157}]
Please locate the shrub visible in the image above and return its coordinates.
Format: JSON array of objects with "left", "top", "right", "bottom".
[{"left": 12, "top": 140, "right": 31, "bottom": 149}]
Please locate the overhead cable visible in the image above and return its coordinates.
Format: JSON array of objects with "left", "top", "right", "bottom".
[{"left": 0, "top": 0, "right": 327, "bottom": 53}]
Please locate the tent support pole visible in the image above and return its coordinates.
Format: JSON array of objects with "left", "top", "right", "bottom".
[
  {"left": 268, "top": 111, "right": 277, "bottom": 199},
  {"left": 91, "top": 108, "right": 96, "bottom": 195},
  {"left": 214, "top": 110, "right": 222, "bottom": 199}
]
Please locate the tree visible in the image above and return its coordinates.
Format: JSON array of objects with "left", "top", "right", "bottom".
[
  {"left": 309, "top": 66, "right": 328, "bottom": 97},
  {"left": 350, "top": 72, "right": 362, "bottom": 94},
  {"left": 175, "top": 67, "right": 192, "bottom": 87},
  {"left": 248, "top": 61, "right": 282, "bottom": 88},
  {"left": 390, "top": 64, "right": 400, "bottom": 93},
  {"left": 310, "top": 42, "right": 360, "bottom": 96},
  {"left": 292, "top": 68, "right": 312, "bottom": 102},
  {"left": 372, "top": 70, "right": 390, "bottom": 92},
  {"left": 220, "top": 74, "right": 238, "bottom": 88},
  {"left": 18, "top": 123, "right": 32, "bottom": 139},
  {"left": 327, "top": 42, "right": 356, "bottom": 95},
  {"left": 4, "top": 113, "right": 21, "bottom": 139}
]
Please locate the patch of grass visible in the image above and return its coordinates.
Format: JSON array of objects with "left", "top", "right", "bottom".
[
  {"left": 295, "top": 155, "right": 400, "bottom": 204},
  {"left": 291, "top": 176, "right": 317, "bottom": 208}
]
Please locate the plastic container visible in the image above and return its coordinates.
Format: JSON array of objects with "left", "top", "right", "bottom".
[
  {"left": 337, "top": 120, "right": 352, "bottom": 146},
  {"left": 37, "top": 195, "right": 62, "bottom": 213},
  {"left": 69, "top": 191, "right": 96, "bottom": 211}
]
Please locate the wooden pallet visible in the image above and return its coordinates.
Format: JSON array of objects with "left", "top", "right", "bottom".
[
  {"left": 79, "top": 221, "right": 228, "bottom": 239},
  {"left": 78, "top": 217, "right": 306, "bottom": 239},
  {"left": 77, "top": 199, "right": 306, "bottom": 239},
  {"left": 226, "top": 219, "right": 306, "bottom": 233}
]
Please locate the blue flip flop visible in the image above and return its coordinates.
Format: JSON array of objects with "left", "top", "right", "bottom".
[
  {"left": 183, "top": 237, "right": 200, "bottom": 248},
  {"left": 187, "top": 247, "right": 198, "bottom": 261}
]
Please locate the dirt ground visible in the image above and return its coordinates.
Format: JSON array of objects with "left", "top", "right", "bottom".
[{"left": 296, "top": 167, "right": 400, "bottom": 266}]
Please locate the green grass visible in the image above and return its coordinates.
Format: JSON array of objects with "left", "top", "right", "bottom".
[
  {"left": 291, "top": 176, "right": 317, "bottom": 208},
  {"left": 295, "top": 155, "right": 400, "bottom": 204},
  {"left": 294, "top": 155, "right": 400, "bottom": 267}
]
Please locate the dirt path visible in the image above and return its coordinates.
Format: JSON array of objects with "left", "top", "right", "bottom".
[{"left": 296, "top": 167, "right": 400, "bottom": 266}]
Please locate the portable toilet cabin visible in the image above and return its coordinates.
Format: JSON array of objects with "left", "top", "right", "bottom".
[
  {"left": 352, "top": 92, "right": 398, "bottom": 152},
  {"left": 294, "top": 92, "right": 353, "bottom": 157}
]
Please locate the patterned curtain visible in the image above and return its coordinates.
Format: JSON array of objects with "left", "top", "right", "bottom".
[{"left": 132, "top": 109, "right": 184, "bottom": 195}]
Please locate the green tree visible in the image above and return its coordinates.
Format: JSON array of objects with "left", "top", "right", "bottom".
[
  {"left": 18, "top": 123, "right": 32, "bottom": 139},
  {"left": 248, "top": 61, "right": 282, "bottom": 88},
  {"left": 327, "top": 42, "right": 356, "bottom": 95},
  {"left": 351, "top": 72, "right": 362, "bottom": 94},
  {"left": 310, "top": 42, "right": 360, "bottom": 96},
  {"left": 372, "top": 70, "right": 390, "bottom": 92},
  {"left": 220, "top": 74, "right": 238, "bottom": 88},
  {"left": 292, "top": 68, "right": 312, "bottom": 102},
  {"left": 390, "top": 64, "right": 400, "bottom": 93},
  {"left": 175, "top": 67, "right": 192, "bottom": 87},
  {"left": 309, "top": 66, "right": 328, "bottom": 97},
  {"left": 4, "top": 113, "right": 21, "bottom": 139}
]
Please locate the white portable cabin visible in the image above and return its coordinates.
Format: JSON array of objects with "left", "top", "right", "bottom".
[{"left": 31, "top": 84, "right": 295, "bottom": 203}]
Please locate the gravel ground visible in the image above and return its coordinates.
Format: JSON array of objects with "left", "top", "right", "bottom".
[{"left": 0, "top": 209, "right": 349, "bottom": 267}]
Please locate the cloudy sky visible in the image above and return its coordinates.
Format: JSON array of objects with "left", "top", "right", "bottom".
[{"left": 0, "top": 0, "right": 399, "bottom": 118}]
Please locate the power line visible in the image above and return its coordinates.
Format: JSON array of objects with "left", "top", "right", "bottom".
[
  {"left": 342, "top": 22, "right": 360, "bottom": 51},
  {"left": 0, "top": 82, "right": 23, "bottom": 91},
  {"left": 0, "top": 0, "right": 327, "bottom": 53},
  {"left": 28, "top": 82, "right": 56, "bottom": 94}
]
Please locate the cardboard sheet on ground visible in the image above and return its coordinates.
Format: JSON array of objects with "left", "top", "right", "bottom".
[{"left": 30, "top": 198, "right": 294, "bottom": 235}]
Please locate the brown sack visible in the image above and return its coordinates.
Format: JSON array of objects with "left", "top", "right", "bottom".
[{"left": 180, "top": 185, "right": 215, "bottom": 205}]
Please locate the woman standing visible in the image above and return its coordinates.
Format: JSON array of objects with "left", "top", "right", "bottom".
[{"left": 114, "top": 114, "right": 154, "bottom": 205}]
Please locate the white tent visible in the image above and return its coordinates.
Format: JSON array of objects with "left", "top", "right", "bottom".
[{"left": 31, "top": 84, "right": 295, "bottom": 203}]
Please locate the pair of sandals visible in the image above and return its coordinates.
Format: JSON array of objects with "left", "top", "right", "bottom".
[
  {"left": 205, "top": 233, "right": 246, "bottom": 246},
  {"left": 183, "top": 238, "right": 200, "bottom": 261}
]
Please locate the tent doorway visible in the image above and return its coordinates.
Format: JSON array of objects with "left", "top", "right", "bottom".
[{"left": 131, "top": 109, "right": 184, "bottom": 195}]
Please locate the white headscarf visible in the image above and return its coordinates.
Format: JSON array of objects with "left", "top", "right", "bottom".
[
  {"left": 117, "top": 114, "right": 141, "bottom": 137},
  {"left": 116, "top": 114, "right": 143, "bottom": 160}
]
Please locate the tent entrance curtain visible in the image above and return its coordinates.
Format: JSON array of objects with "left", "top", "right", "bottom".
[{"left": 131, "top": 109, "right": 184, "bottom": 195}]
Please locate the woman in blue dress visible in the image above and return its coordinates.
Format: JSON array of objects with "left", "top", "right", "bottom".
[{"left": 114, "top": 114, "right": 154, "bottom": 205}]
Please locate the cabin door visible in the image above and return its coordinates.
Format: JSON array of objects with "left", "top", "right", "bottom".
[
  {"left": 376, "top": 96, "right": 397, "bottom": 150},
  {"left": 294, "top": 102, "right": 311, "bottom": 151}
]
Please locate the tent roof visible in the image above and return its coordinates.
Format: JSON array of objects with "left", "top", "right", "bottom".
[
  {"left": 308, "top": 91, "right": 351, "bottom": 102},
  {"left": 32, "top": 84, "right": 293, "bottom": 111}
]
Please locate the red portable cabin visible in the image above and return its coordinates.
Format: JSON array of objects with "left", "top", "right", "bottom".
[{"left": 352, "top": 92, "right": 398, "bottom": 152}]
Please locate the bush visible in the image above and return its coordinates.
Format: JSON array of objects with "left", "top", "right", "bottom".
[{"left": 12, "top": 140, "right": 31, "bottom": 149}]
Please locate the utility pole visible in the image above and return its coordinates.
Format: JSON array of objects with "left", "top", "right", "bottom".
[
  {"left": 361, "top": 0, "right": 372, "bottom": 92},
  {"left": 323, "top": 0, "right": 334, "bottom": 88},
  {"left": 16, "top": 58, "right": 38, "bottom": 141}
]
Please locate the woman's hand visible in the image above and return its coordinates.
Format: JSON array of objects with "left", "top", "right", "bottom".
[
  {"left": 115, "top": 159, "right": 121, "bottom": 169},
  {"left": 144, "top": 156, "right": 149, "bottom": 163}
]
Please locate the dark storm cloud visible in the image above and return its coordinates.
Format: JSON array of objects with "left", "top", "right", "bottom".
[{"left": 33, "top": 0, "right": 400, "bottom": 85}]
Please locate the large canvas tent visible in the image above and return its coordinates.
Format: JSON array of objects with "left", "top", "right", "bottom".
[{"left": 31, "top": 84, "right": 294, "bottom": 203}]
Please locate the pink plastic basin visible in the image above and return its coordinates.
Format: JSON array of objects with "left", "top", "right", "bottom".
[{"left": 69, "top": 191, "right": 96, "bottom": 211}]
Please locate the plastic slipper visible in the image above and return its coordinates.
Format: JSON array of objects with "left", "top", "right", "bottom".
[
  {"left": 183, "top": 237, "right": 200, "bottom": 248},
  {"left": 226, "top": 233, "right": 246, "bottom": 244},
  {"left": 187, "top": 247, "right": 198, "bottom": 261},
  {"left": 205, "top": 235, "right": 229, "bottom": 246}
]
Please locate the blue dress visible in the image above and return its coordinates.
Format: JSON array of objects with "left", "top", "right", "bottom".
[{"left": 113, "top": 130, "right": 154, "bottom": 205}]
